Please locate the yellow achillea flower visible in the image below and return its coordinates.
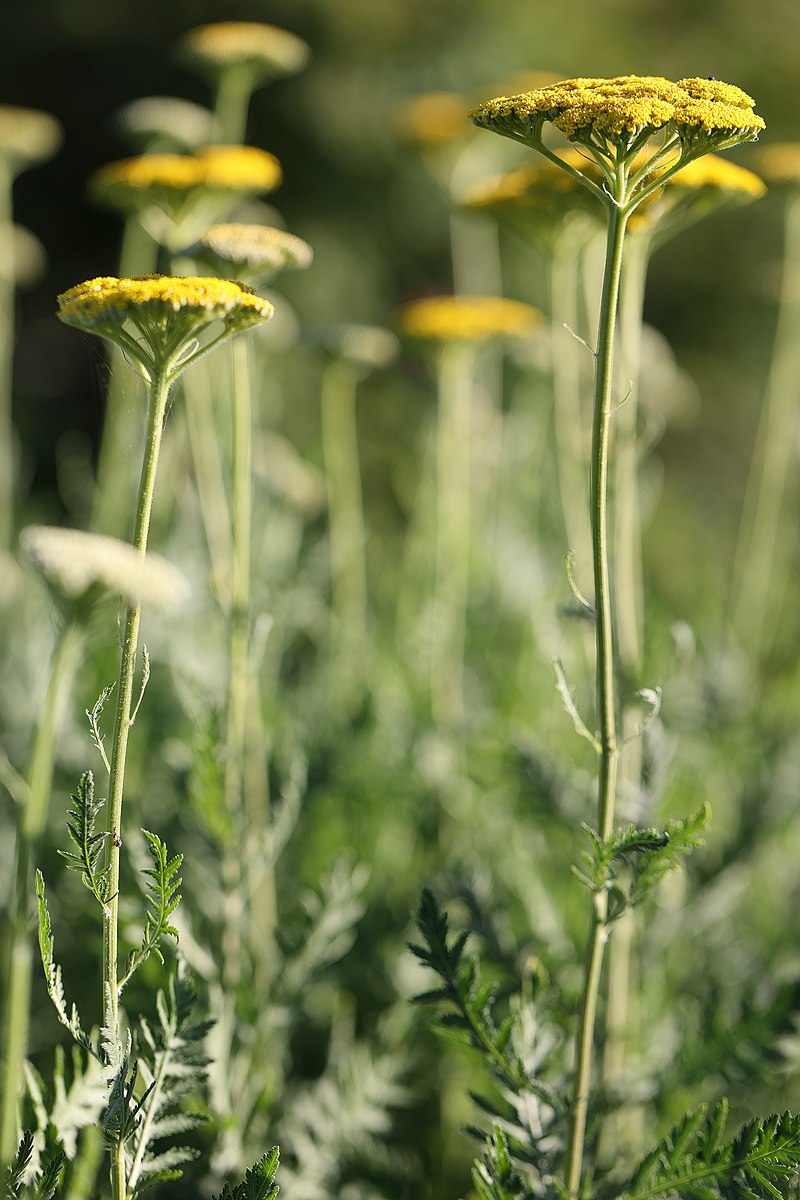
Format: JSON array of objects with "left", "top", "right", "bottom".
[
  {"left": 57, "top": 276, "right": 273, "bottom": 379},
  {"left": 666, "top": 153, "right": 765, "bottom": 196},
  {"left": 0, "top": 105, "right": 61, "bottom": 174},
  {"left": 188, "top": 222, "right": 313, "bottom": 284},
  {"left": 396, "top": 92, "right": 470, "bottom": 145},
  {"left": 400, "top": 295, "right": 542, "bottom": 342},
  {"left": 92, "top": 145, "right": 282, "bottom": 206},
  {"left": 471, "top": 76, "right": 764, "bottom": 141},
  {"left": 755, "top": 143, "right": 800, "bottom": 184},
  {"left": 464, "top": 149, "right": 604, "bottom": 232},
  {"left": 20, "top": 525, "right": 190, "bottom": 611},
  {"left": 181, "top": 21, "right": 310, "bottom": 80}
]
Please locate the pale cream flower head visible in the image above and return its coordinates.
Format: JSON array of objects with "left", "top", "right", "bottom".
[
  {"left": 186, "top": 223, "right": 313, "bottom": 286},
  {"left": 180, "top": 21, "right": 310, "bottom": 84},
  {"left": 115, "top": 96, "right": 217, "bottom": 152},
  {"left": 21, "top": 526, "right": 191, "bottom": 611},
  {"left": 0, "top": 106, "right": 62, "bottom": 175}
]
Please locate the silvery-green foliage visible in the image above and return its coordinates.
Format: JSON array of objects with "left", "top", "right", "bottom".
[
  {"left": 212, "top": 1147, "right": 280, "bottom": 1200},
  {"left": 24, "top": 1046, "right": 105, "bottom": 1162},
  {"left": 2, "top": 1132, "right": 63, "bottom": 1200}
]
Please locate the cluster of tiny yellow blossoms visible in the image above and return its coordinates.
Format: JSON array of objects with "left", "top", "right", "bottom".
[
  {"left": 396, "top": 93, "right": 470, "bottom": 145},
  {"left": 193, "top": 223, "right": 314, "bottom": 277},
  {"left": 92, "top": 145, "right": 282, "bottom": 200},
  {"left": 57, "top": 276, "right": 273, "bottom": 340},
  {"left": 20, "top": 525, "right": 190, "bottom": 610},
  {"left": 667, "top": 154, "right": 765, "bottom": 197},
  {"left": 471, "top": 75, "right": 764, "bottom": 142},
  {"left": 181, "top": 21, "right": 310, "bottom": 76},
  {"left": 0, "top": 105, "right": 61, "bottom": 171},
  {"left": 755, "top": 143, "right": 800, "bottom": 184},
  {"left": 400, "top": 295, "right": 542, "bottom": 343}
]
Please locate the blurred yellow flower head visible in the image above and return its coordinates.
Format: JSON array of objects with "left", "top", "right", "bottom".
[
  {"left": 755, "top": 143, "right": 800, "bottom": 185},
  {"left": 396, "top": 92, "right": 470, "bottom": 145},
  {"left": 92, "top": 145, "right": 282, "bottom": 206},
  {"left": 181, "top": 21, "right": 310, "bottom": 81},
  {"left": 0, "top": 106, "right": 61, "bottom": 175},
  {"left": 400, "top": 295, "right": 542, "bottom": 343}
]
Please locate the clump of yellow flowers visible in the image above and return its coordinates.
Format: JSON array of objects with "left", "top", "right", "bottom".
[{"left": 399, "top": 294, "right": 542, "bottom": 342}]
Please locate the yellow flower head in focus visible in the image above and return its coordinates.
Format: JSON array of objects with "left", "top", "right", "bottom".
[
  {"left": 181, "top": 21, "right": 310, "bottom": 82},
  {"left": 755, "top": 143, "right": 800, "bottom": 186},
  {"left": 396, "top": 92, "right": 470, "bottom": 145},
  {"left": 57, "top": 276, "right": 274, "bottom": 379},
  {"left": 400, "top": 295, "right": 542, "bottom": 343},
  {"left": 187, "top": 223, "right": 313, "bottom": 285},
  {"left": 0, "top": 106, "right": 62, "bottom": 175}
]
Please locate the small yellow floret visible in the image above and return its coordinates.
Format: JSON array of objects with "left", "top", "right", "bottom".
[
  {"left": 400, "top": 295, "right": 542, "bottom": 342},
  {"left": 181, "top": 21, "right": 310, "bottom": 76}
]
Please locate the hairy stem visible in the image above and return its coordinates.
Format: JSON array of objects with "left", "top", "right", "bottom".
[
  {"left": 102, "top": 363, "right": 171, "bottom": 1095},
  {"left": 0, "top": 619, "right": 84, "bottom": 1167},
  {"left": 566, "top": 198, "right": 628, "bottom": 1200}
]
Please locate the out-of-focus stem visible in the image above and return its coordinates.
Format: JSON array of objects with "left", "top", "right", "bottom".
[
  {"left": 0, "top": 158, "right": 15, "bottom": 553},
  {"left": 431, "top": 341, "right": 474, "bottom": 728},
  {"left": 729, "top": 192, "right": 800, "bottom": 664},
  {"left": 320, "top": 358, "right": 368, "bottom": 710},
  {"left": 213, "top": 68, "right": 253, "bottom": 146},
  {"left": 0, "top": 618, "right": 84, "bottom": 1168}
]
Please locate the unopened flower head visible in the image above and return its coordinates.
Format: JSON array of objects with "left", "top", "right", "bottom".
[
  {"left": 180, "top": 21, "right": 310, "bottom": 83},
  {"left": 471, "top": 76, "right": 764, "bottom": 204},
  {"left": 0, "top": 106, "right": 62, "bottom": 175},
  {"left": 20, "top": 525, "right": 191, "bottom": 611},
  {"left": 396, "top": 92, "right": 470, "bottom": 145},
  {"left": 754, "top": 143, "right": 800, "bottom": 186},
  {"left": 400, "top": 295, "right": 542, "bottom": 343},
  {"left": 187, "top": 223, "right": 313, "bottom": 285},
  {"left": 57, "top": 275, "right": 274, "bottom": 378},
  {"left": 115, "top": 96, "right": 216, "bottom": 152},
  {"left": 326, "top": 324, "right": 400, "bottom": 370}
]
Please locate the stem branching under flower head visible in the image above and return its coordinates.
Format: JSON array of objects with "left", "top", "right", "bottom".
[
  {"left": 471, "top": 75, "right": 765, "bottom": 212},
  {"left": 56, "top": 275, "right": 274, "bottom": 381},
  {"left": 399, "top": 294, "right": 542, "bottom": 342}
]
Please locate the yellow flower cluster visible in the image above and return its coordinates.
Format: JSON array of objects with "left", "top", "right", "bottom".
[
  {"left": 667, "top": 154, "right": 765, "bottom": 197},
  {"left": 59, "top": 275, "right": 271, "bottom": 326},
  {"left": 471, "top": 75, "right": 764, "bottom": 141},
  {"left": 755, "top": 143, "right": 800, "bottom": 184},
  {"left": 181, "top": 21, "right": 310, "bottom": 77},
  {"left": 400, "top": 295, "right": 542, "bottom": 343},
  {"left": 92, "top": 145, "right": 282, "bottom": 199},
  {"left": 194, "top": 223, "right": 314, "bottom": 276}
]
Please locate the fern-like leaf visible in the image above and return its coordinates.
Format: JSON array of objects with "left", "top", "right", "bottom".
[
  {"left": 615, "top": 1101, "right": 800, "bottom": 1200},
  {"left": 212, "top": 1148, "right": 280, "bottom": 1200},
  {"left": 118, "top": 830, "right": 182, "bottom": 992},
  {"left": 58, "top": 771, "right": 110, "bottom": 906},
  {"left": 2, "top": 1132, "right": 65, "bottom": 1200},
  {"left": 471, "top": 1127, "right": 538, "bottom": 1200},
  {"left": 34, "top": 870, "right": 97, "bottom": 1059}
]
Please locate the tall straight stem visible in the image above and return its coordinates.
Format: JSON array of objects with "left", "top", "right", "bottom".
[
  {"left": 102, "top": 363, "right": 171, "bottom": 1078},
  {"left": 213, "top": 68, "right": 253, "bottom": 146},
  {"left": 0, "top": 159, "right": 15, "bottom": 553},
  {"left": 566, "top": 200, "right": 627, "bottom": 1200},
  {"left": 222, "top": 337, "right": 253, "bottom": 991},
  {"left": 0, "top": 619, "right": 84, "bottom": 1166}
]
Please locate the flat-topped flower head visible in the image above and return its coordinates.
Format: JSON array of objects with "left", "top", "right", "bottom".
[
  {"left": 755, "top": 143, "right": 800, "bottom": 186},
  {"left": 180, "top": 21, "right": 310, "bottom": 83},
  {"left": 115, "top": 96, "right": 216, "bottom": 152},
  {"left": 0, "top": 106, "right": 62, "bottom": 175},
  {"left": 628, "top": 152, "right": 765, "bottom": 242},
  {"left": 396, "top": 92, "right": 470, "bottom": 145},
  {"left": 471, "top": 76, "right": 764, "bottom": 210},
  {"left": 20, "top": 525, "right": 190, "bottom": 612},
  {"left": 57, "top": 275, "right": 274, "bottom": 381},
  {"left": 400, "top": 295, "right": 542, "bottom": 343},
  {"left": 186, "top": 222, "right": 313, "bottom": 285}
]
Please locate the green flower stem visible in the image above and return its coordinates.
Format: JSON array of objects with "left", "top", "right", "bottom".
[
  {"left": 183, "top": 361, "right": 234, "bottom": 609},
  {"left": 222, "top": 336, "right": 253, "bottom": 992},
  {"left": 0, "top": 156, "right": 15, "bottom": 553},
  {"left": 566, "top": 198, "right": 628, "bottom": 1200},
  {"left": 320, "top": 358, "right": 368, "bottom": 709},
  {"left": 0, "top": 618, "right": 85, "bottom": 1168},
  {"left": 728, "top": 191, "right": 800, "bottom": 664},
  {"left": 91, "top": 217, "right": 159, "bottom": 537},
  {"left": 431, "top": 341, "right": 475, "bottom": 728},
  {"left": 213, "top": 67, "right": 253, "bottom": 145},
  {"left": 102, "top": 361, "right": 172, "bottom": 1083}
]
